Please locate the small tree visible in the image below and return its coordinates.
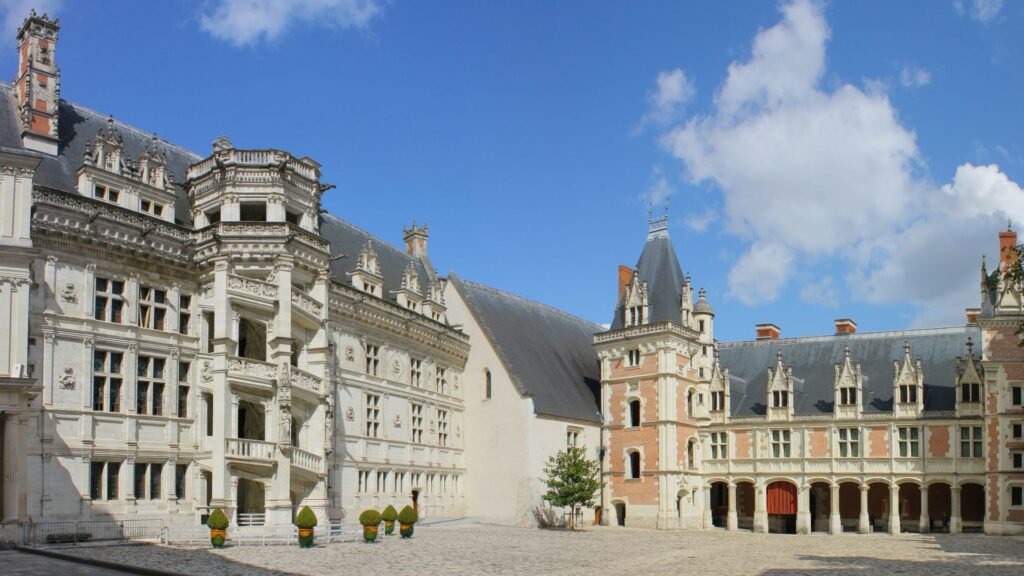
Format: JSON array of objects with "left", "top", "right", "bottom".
[
  {"left": 1000, "top": 243, "right": 1024, "bottom": 344},
  {"left": 541, "top": 446, "right": 602, "bottom": 530}
]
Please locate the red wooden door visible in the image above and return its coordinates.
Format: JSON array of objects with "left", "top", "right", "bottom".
[{"left": 767, "top": 481, "right": 797, "bottom": 515}]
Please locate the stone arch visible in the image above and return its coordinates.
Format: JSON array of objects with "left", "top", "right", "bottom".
[
  {"left": 611, "top": 499, "right": 627, "bottom": 527},
  {"left": 898, "top": 482, "right": 921, "bottom": 532},
  {"left": 686, "top": 437, "right": 697, "bottom": 469},
  {"left": 765, "top": 479, "right": 798, "bottom": 534},
  {"left": 926, "top": 482, "right": 952, "bottom": 533},
  {"left": 734, "top": 480, "right": 756, "bottom": 530},
  {"left": 625, "top": 448, "right": 642, "bottom": 479},
  {"left": 837, "top": 480, "right": 862, "bottom": 532},
  {"left": 808, "top": 480, "right": 831, "bottom": 533},
  {"left": 685, "top": 386, "right": 697, "bottom": 418},
  {"left": 625, "top": 395, "right": 643, "bottom": 427},
  {"left": 708, "top": 481, "right": 728, "bottom": 528},
  {"left": 866, "top": 481, "right": 891, "bottom": 533},
  {"left": 959, "top": 482, "right": 985, "bottom": 532}
]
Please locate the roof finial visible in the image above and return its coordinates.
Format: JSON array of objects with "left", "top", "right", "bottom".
[
  {"left": 844, "top": 344, "right": 851, "bottom": 360},
  {"left": 664, "top": 196, "right": 670, "bottom": 220},
  {"left": 647, "top": 203, "right": 654, "bottom": 222},
  {"left": 1009, "top": 218, "right": 1013, "bottom": 231},
  {"left": 903, "top": 339, "right": 910, "bottom": 357},
  {"left": 776, "top": 349, "right": 783, "bottom": 364},
  {"left": 966, "top": 336, "right": 974, "bottom": 357}
]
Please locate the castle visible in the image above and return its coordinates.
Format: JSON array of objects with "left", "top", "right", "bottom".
[{"left": 0, "top": 12, "right": 1021, "bottom": 542}]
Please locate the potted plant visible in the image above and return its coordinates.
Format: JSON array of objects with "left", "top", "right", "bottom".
[
  {"left": 294, "top": 505, "right": 318, "bottom": 548},
  {"left": 398, "top": 505, "right": 418, "bottom": 538},
  {"left": 359, "top": 509, "right": 382, "bottom": 543},
  {"left": 207, "top": 508, "right": 230, "bottom": 548},
  {"left": 381, "top": 505, "right": 398, "bottom": 536}
]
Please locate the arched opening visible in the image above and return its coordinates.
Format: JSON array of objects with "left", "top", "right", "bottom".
[
  {"left": 928, "top": 483, "right": 952, "bottom": 533},
  {"left": 809, "top": 482, "right": 831, "bottom": 532},
  {"left": 710, "top": 482, "right": 728, "bottom": 527},
  {"left": 961, "top": 483, "right": 985, "bottom": 532},
  {"left": 867, "top": 483, "right": 890, "bottom": 533},
  {"left": 838, "top": 482, "right": 860, "bottom": 532},
  {"left": 686, "top": 389, "right": 695, "bottom": 418},
  {"left": 238, "top": 400, "right": 265, "bottom": 440},
  {"left": 898, "top": 483, "right": 921, "bottom": 532},
  {"left": 766, "top": 480, "right": 797, "bottom": 534},
  {"left": 236, "top": 478, "right": 266, "bottom": 525},
  {"left": 736, "top": 481, "right": 755, "bottom": 530},
  {"left": 627, "top": 450, "right": 641, "bottom": 479},
  {"left": 628, "top": 399, "right": 641, "bottom": 427},
  {"left": 686, "top": 439, "right": 696, "bottom": 469},
  {"left": 614, "top": 501, "right": 626, "bottom": 526}
]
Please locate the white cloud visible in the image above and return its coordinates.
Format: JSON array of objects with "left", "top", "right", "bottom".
[
  {"left": 658, "top": 0, "right": 1024, "bottom": 325},
  {"left": 0, "top": 1, "right": 61, "bottom": 46},
  {"left": 642, "top": 69, "right": 695, "bottom": 126},
  {"left": 199, "top": 0, "right": 381, "bottom": 47},
  {"left": 899, "top": 65, "right": 931, "bottom": 88},
  {"left": 683, "top": 208, "right": 718, "bottom": 233},
  {"left": 954, "top": 0, "right": 1004, "bottom": 22},
  {"left": 640, "top": 166, "right": 675, "bottom": 207},
  {"left": 800, "top": 276, "right": 838, "bottom": 308}
]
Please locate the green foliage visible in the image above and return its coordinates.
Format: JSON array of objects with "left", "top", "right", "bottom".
[
  {"left": 381, "top": 504, "right": 398, "bottom": 522},
  {"left": 541, "top": 446, "right": 603, "bottom": 529},
  {"left": 206, "top": 508, "right": 230, "bottom": 530},
  {"left": 1002, "top": 243, "right": 1024, "bottom": 345},
  {"left": 397, "top": 505, "right": 418, "bottom": 525},
  {"left": 359, "top": 509, "right": 382, "bottom": 526},
  {"left": 294, "top": 506, "right": 318, "bottom": 529}
]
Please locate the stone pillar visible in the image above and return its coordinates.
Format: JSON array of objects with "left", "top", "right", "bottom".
[
  {"left": 919, "top": 485, "right": 930, "bottom": 533},
  {"left": 858, "top": 484, "right": 870, "bottom": 534},
  {"left": 727, "top": 482, "right": 737, "bottom": 531},
  {"left": 830, "top": 483, "right": 842, "bottom": 534},
  {"left": 753, "top": 484, "right": 768, "bottom": 533},
  {"left": 950, "top": 486, "right": 962, "bottom": 534},
  {"left": 703, "top": 484, "right": 713, "bottom": 529},
  {"left": 2, "top": 412, "right": 21, "bottom": 521},
  {"left": 889, "top": 484, "right": 901, "bottom": 534},
  {"left": 797, "top": 484, "right": 811, "bottom": 534}
]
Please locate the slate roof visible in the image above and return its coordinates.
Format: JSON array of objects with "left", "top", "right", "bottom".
[
  {"left": 719, "top": 326, "right": 979, "bottom": 417},
  {"left": 0, "top": 84, "right": 202, "bottom": 226},
  {"left": 610, "top": 221, "right": 688, "bottom": 329},
  {"left": 319, "top": 213, "right": 434, "bottom": 297},
  {"left": 451, "top": 276, "right": 602, "bottom": 423}
]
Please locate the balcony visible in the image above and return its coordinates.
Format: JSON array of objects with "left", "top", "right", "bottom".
[
  {"left": 290, "top": 447, "right": 325, "bottom": 475},
  {"left": 290, "top": 367, "right": 323, "bottom": 395},
  {"left": 290, "top": 286, "right": 323, "bottom": 323},
  {"left": 227, "top": 274, "right": 279, "bottom": 308},
  {"left": 226, "top": 356, "right": 277, "bottom": 390},
  {"left": 226, "top": 438, "right": 276, "bottom": 462}
]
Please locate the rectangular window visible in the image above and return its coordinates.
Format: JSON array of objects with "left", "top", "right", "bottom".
[
  {"left": 149, "top": 463, "right": 162, "bottom": 499},
  {"left": 1014, "top": 423, "right": 1023, "bottom": 439},
  {"left": 1013, "top": 452, "right": 1024, "bottom": 470},
  {"left": 566, "top": 427, "right": 582, "bottom": 448},
  {"left": 898, "top": 427, "right": 920, "bottom": 457},
  {"left": 357, "top": 470, "right": 370, "bottom": 493},
  {"left": 175, "top": 464, "right": 187, "bottom": 499},
  {"left": 365, "top": 344, "right": 379, "bottom": 376},
  {"left": 710, "top": 391, "right": 725, "bottom": 412},
  {"left": 839, "top": 387, "right": 857, "bottom": 405},
  {"left": 436, "top": 367, "right": 448, "bottom": 395},
  {"left": 772, "top": 390, "right": 789, "bottom": 408},
  {"left": 106, "top": 462, "right": 120, "bottom": 500},
  {"left": 134, "top": 463, "right": 147, "bottom": 499},
  {"left": 365, "top": 394, "right": 380, "bottom": 438},
  {"left": 771, "top": 429, "right": 791, "bottom": 458},
  {"left": 94, "top": 277, "right": 125, "bottom": 323},
  {"left": 1013, "top": 386, "right": 1023, "bottom": 406},
  {"left": 139, "top": 286, "right": 167, "bottom": 331},
  {"left": 960, "top": 426, "right": 983, "bottom": 458},
  {"left": 1013, "top": 486, "right": 1023, "bottom": 508},
  {"left": 137, "top": 356, "right": 165, "bottom": 416},
  {"left": 140, "top": 199, "right": 163, "bottom": 217},
  {"left": 94, "top": 184, "right": 120, "bottom": 204},
  {"left": 93, "top": 350, "right": 123, "bottom": 412},
  {"left": 179, "top": 295, "right": 192, "bottom": 335},
  {"left": 899, "top": 384, "right": 918, "bottom": 404},
  {"left": 177, "top": 385, "right": 189, "bottom": 418},
  {"left": 437, "top": 409, "right": 449, "bottom": 447},
  {"left": 90, "top": 462, "right": 104, "bottom": 500},
  {"left": 710, "top": 432, "right": 727, "bottom": 459},
  {"left": 410, "top": 358, "right": 422, "bottom": 387},
  {"left": 838, "top": 428, "right": 860, "bottom": 457},
  {"left": 961, "top": 382, "right": 981, "bottom": 403},
  {"left": 626, "top": 349, "right": 641, "bottom": 367},
  {"left": 411, "top": 403, "right": 424, "bottom": 443}
]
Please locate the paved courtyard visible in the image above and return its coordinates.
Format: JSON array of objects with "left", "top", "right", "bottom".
[{"left": 54, "top": 524, "right": 1024, "bottom": 576}]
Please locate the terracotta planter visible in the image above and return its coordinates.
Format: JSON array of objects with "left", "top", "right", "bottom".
[
  {"left": 399, "top": 523, "right": 414, "bottom": 538},
  {"left": 210, "top": 529, "right": 226, "bottom": 548},
  {"left": 384, "top": 520, "right": 395, "bottom": 535},
  {"left": 363, "top": 524, "right": 379, "bottom": 542},
  {"left": 297, "top": 527, "right": 315, "bottom": 548}
]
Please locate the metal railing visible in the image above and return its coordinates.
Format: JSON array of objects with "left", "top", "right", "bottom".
[
  {"left": 237, "top": 512, "right": 266, "bottom": 527},
  {"left": 24, "top": 519, "right": 165, "bottom": 546}
]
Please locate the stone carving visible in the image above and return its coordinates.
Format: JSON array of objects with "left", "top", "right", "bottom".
[
  {"left": 393, "top": 415, "right": 402, "bottom": 428},
  {"left": 227, "top": 357, "right": 275, "bottom": 379},
  {"left": 291, "top": 289, "right": 323, "bottom": 316},
  {"left": 228, "top": 274, "right": 278, "bottom": 299},
  {"left": 201, "top": 361, "right": 213, "bottom": 383},
  {"left": 392, "top": 359, "right": 402, "bottom": 377},
  {"left": 344, "top": 346, "right": 354, "bottom": 362},
  {"left": 345, "top": 406, "right": 354, "bottom": 422},
  {"left": 60, "top": 282, "right": 77, "bottom": 303},
  {"left": 59, "top": 367, "right": 76, "bottom": 390},
  {"left": 323, "top": 394, "right": 335, "bottom": 453}
]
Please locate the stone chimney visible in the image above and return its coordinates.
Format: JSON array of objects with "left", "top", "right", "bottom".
[
  {"left": 756, "top": 323, "right": 780, "bottom": 340},
  {"left": 618, "top": 265, "right": 634, "bottom": 303},
  {"left": 403, "top": 222, "right": 429, "bottom": 259},
  {"left": 999, "top": 224, "right": 1017, "bottom": 273},
  {"left": 15, "top": 10, "right": 60, "bottom": 155},
  {"left": 965, "top": 307, "right": 980, "bottom": 325},
  {"left": 834, "top": 318, "right": 857, "bottom": 335}
]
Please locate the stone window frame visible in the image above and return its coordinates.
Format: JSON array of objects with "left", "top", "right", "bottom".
[
  {"left": 364, "top": 342, "right": 381, "bottom": 377},
  {"left": 897, "top": 426, "right": 921, "bottom": 458},
  {"left": 960, "top": 380, "right": 981, "bottom": 404},
  {"left": 1011, "top": 484, "right": 1024, "bottom": 508},
  {"left": 136, "top": 355, "right": 166, "bottom": 416},
  {"left": 436, "top": 407, "right": 450, "bottom": 447},
  {"left": 959, "top": 425, "right": 983, "bottom": 458},
  {"left": 566, "top": 426, "right": 583, "bottom": 448},
  {"left": 410, "top": 402, "right": 424, "bottom": 443},
  {"left": 625, "top": 393, "right": 644, "bottom": 428},
  {"left": 94, "top": 276, "right": 126, "bottom": 324},
  {"left": 92, "top": 349, "right": 124, "bottom": 413},
  {"left": 138, "top": 284, "right": 168, "bottom": 331},
  {"left": 709, "top": 431, "right": 728, "bottom": 460},
  {"left": 709, "top": 390, "right": 726, "bottom": 412},
  {"left": 837, "top": 427, "right": 860, "bottom": 458},
  {"left": 1012, "top": 421, "right": 1023, "bottom": 440},
  {"left": 409, "top": 357, "right": 423, "bottom": 387},
  {"left": 770, "top": 428, "right": 792, "bottom": 458},
  {"left": 364, "top": 393, "right": 381, "bottom": 438},
  {"left": 624, "top": 447, "right": 643, "bottom": 480},
  {"left": 89, "top": 460, "right": 122, "bottom": 501},
  {"left": 838, "top": 385, "right": 858, "bottom": 406},
  {"left": 1012, "top": 450, "right": 1024, "bottom": 470},
  {"left": 625, "top": 349, "right": 641, "bottom": 368}
]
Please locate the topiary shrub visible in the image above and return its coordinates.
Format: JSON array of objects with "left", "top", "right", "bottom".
[
  {"left": 295, "top": 506, "right": 318, "bottom": 529},
  {"left": 207, "top": 508, "right": 230, "bottom": 530},
  {"left": 359, "top": 509, "right": 382, "bottom": 526},
  {"left": 382, "top": 505, "right": 398, "bottom": 535},
  {"left": 397, "top": 505, "right": 418, "bottom": 525}
]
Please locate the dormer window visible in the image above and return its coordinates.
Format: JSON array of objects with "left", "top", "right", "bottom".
[
  {"left": 898, "top": 383, "right": 917, "bottom": 404},
  {"left": 140, "top": 199, "right": 163, "bottom": 217},
  {"left": 627, "top": 306, "right": 644, "bottom": 326},
  {"left": 626, "top": 349, "right": 641, "bottom": 367},
  {"left": 698, "top": 320, "right": 705, "bottom": 333},
  {"left": 710, "top": 391, "right": 725, "bottom": 411},
  {"left": 961, "top": 381, "right": 980, "bottom": 403},
  {"left": 94, "top": 184, "right": 120, "bottom": 204},
  {"left": 839, "top": 387, "right": 857, "bottom": 405},
  {"left": 363, "top": 282, "right": 379, "bottom": 296},
  {"left": 772, "top": 390, "right": 789, "bottom": 408},
  {"left": 407, "top": 301, "right": 418, "bottom": 312}
]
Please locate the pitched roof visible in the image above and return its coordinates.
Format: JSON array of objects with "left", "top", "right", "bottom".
[
  {"left": 451, "top": 276, "right": 602, "bottom": 423},
  {"left": 319, "top": 213, "right": 434, "bottom": 297},
  {"left": 0, "top": 84, "right": 202, "bottom": 226},
  {"left": 719, "top": 326, "right": 979, "bottom": 416},
  {"left": 610, "top": 218, "right": 687, "bottom": 329}
]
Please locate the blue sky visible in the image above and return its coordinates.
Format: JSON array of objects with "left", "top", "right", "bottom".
[{"left": 6, "top": 0, "right": 1024, "bottom": 341}]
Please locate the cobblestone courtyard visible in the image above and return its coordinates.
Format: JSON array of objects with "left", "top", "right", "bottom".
[{"left": 52, "top": 524, "right": 1024, "bottom": 576}]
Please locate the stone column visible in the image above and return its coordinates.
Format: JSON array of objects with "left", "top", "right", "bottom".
[
  {"left": 919, "top": 485, "right": 930, "bottom": 533},
  {"left": 727, "top": 482, "right": 738, "bottom": 530},
  {"left": 889, "top": 484, "right": 901, "bottom": 534},
  {"left": 703, "top": 484, "right": 713, "bottom": 529},
  {"left": 753, "top": 484, "right": 768, "bottom": 533},
  {"left": 2, "top": 412, "right": 21, "bottom": 522},
  {"left": 858, "top": 484, "right": 870, "bottom": 534},
  {"left": 950, "top": 486, "right": 962, "bottom": 534},
  {"left": 830, "top": 483, "right": 842, "bottom": 534},
  {"left": 797, "top": 484, "right": 811, "bottom": 534}
]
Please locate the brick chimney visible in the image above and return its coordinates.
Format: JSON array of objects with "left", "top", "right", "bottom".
[
  {"left": 618, "top": 265, "right": 633, "bottom": 303},
  {"left": 14, "top": 10, "right": 59, "bottom": 155},
  {"left": 999, "top": 224, "right": 1018, "bottom": 273},
  {"left": 834, "top": 318, "right": 857, "bottom": 335},
  {"left": 965, "top": 307, "right": 980, "bottom": 325},
  {"left": 403, "top": 222, "right": 428, "bottom": 259},
  {"left": 756, "top": 323, "right": 780, "bottom": 340}
]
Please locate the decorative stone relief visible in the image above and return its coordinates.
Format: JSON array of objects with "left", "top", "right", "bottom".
[
  {"left": 59, "top": 367, "right": 76, "bottom": 390},
  {"left": 201, "top": 361, "right": 213, "bottom": 383},
  {"left": 345, "top": 346, "right": 354, "bottom": 362},
  {"left": 345, "top": 406, "right": 354, "bottom": 421},
  {"left": 393, "top": 415, "right": 402, "bottom": 428},
  {"left": 391, "top": 359, "right": 402, "bottom": 377},
  {"left": 60, "top": 282, "right": 77, "bottom": 303}
]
